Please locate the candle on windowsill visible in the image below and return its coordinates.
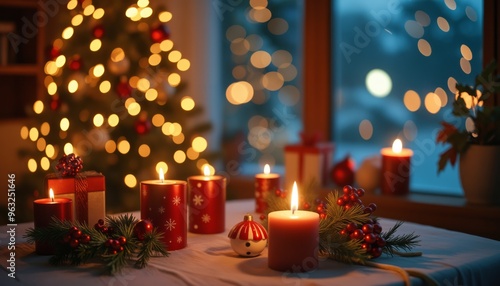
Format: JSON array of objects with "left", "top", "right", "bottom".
[
  {"left": 255, "top": 164, "right": 280, "bottom": 213},
  {"left": 380, "top": 139, "right": 413, "bottom": 195},
  {"left": 188, "top": 165, "right": 227, "bottom": 234},
  {"left": 33, "top": 188, "right": 73, "bottom": 255},
  {"left": 268, "top": 182, "right": 319, "bottom": 272},
  {"left": 140, "top": 168, "right": 187, "bottom": 250}
]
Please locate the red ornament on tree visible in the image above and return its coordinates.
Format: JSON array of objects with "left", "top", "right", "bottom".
[
  {"left": 68, "top": 55, "right": 83, "bottom": 71},
  {"left": 134, "top": 118, "right": 151, "bottom": 135},
  {"left": 50, "top": 95, "right": 61, "bottom": 111},
  {"left": 133, "top": 219, "right": 153, "bottom": 241},
  {"left": 150, "top": 23, "right": 170, "bottom": 43},
  {"left": 116, "top": 76, "right": 132, "bottom": 98},
  {"left": 47, "top": 45, "right": 60, "bottom": 60},
  {"left": 92, "top": 24, "right": 105, "bottom": 39},
  {"left": 331, "top": 155, "right": 356, "bottom": 187}
]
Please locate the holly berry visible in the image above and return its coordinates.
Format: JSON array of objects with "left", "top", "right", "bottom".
[
  {"left": 105, "top": 238, "right": 113, "bottom": 247},
  {"left": 362, "top": 224, "right": 373, "bottom": 234},
  {"left": 80, "top": 234, "right": 91, "bottom": 244},
  {"left": 98, "top": 219, "right": 105, "bottom": 226},
  {"left": 63, "top": 234, "right": 72, "bottom": 243},
  {"left": 71, "top": 229, "right": 82, "bottom": 239},
  {"left": 370, "top": 247, "right": 383, "bottom": 258},
  {"left": 118, "top": 236, "right": 127, "bottom": 246},
  {"left": 70, "top": 239, "right": 80, "bottom": 248},
  {"left": 111, "top": 239, "right": 121, "bottom": 250},
  {"left": 259, "top": 214, "right": 266, "bottom": 221}
]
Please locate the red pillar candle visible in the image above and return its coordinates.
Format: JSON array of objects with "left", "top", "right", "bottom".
[
  {"left": 381, "top": 139, "right": 414, "bottom": 195},
  {"left": 188, "top": 165, "right": 226, "bottom": 234},
  {"left": 268, "top": 182, "right": 319, "bottom": 272},
  {"left": 140, "top": 169, "right": 187, "bottom": 250},
  {"left": 255, "top": 164, "right": 280, "bottom": 213},
  {"left": 33, "top": 189, "right": 72, "bottom": 255}
]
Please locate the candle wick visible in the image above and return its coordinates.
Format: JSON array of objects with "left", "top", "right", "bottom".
[
  {"left": 291, "top": 206, "right": 296, "bottom": 215},
  {"left": 51, "top": 197, "right": 54, "bottom": 202},
  {"left": 161, "top": 178, "right": 164, "bottom": 183}
]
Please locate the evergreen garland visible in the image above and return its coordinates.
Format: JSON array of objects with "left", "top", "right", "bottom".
[{"left": 24, "top": 214, "right": 168, "bottom": 274}]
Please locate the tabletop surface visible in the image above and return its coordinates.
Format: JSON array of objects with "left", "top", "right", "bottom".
[{"left": 2, "top": 199, "right": 500, "bottom": 286}]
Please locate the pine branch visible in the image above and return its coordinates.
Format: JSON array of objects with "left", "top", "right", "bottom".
[
  {"left": 382, "top": 221, "right": 420, "bottom": 256},
  {"left": 135, "top": 229, "right": 169, "bottom": 269},
  {"left": 24, "top": 215, "right": 169, "bottom": 274}
]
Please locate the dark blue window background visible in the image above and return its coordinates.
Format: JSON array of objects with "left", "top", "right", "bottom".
[{"left": 333, "top": 0, "right": 483, "bottom": 195}]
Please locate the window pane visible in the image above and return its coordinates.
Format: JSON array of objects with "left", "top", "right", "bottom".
[
  {"left": 221, "top": 0, "right": 302, "bottom": 173},
  {"left": 332, "top": 0, "right": 483, "bottom": 195}
]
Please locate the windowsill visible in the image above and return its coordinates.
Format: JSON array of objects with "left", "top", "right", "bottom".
[{"left": 227, "top": 175, "right": 500, "bottom": 241}]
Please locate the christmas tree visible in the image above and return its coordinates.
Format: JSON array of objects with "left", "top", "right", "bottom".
[{"left": 19, "top": 0, "right": 212, "bottom": 217}]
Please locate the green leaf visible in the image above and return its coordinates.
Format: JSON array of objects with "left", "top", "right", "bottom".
[{"left": 452, "top": 97, "right": 469, "bottom": 117}]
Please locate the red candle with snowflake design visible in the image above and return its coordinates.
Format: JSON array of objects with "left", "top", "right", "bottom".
[
  {"left": 255, "top": 164, "right": 280, "bottom": 213},
  {"left": 188, "top": 166, "right": 226, "bottom": 234},
  {"left": 140, "top": 169, "right": 187, "bottom": 250}
]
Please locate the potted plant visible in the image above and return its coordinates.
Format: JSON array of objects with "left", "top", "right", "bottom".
[{"left": 437, "top": 61, "right": 500, "bottom": 205}]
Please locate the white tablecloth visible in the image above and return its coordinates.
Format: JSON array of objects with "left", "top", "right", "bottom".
[{"left": 1, "top": 199, "right": 500, "bottom": 285}]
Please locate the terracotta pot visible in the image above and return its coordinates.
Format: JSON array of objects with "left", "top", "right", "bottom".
[{"left": 459, "top": 144, "right": 500, "bottom": 205}]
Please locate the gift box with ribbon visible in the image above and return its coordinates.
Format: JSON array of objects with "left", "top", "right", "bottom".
[
  {"left": 44, "top": 154, "right": 106, "bottom": 225},
  {"left": 284, "top": 133, "right": 334, "bottom": 191}
]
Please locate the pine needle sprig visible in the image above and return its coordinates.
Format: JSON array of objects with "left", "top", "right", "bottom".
[
  {"left": 135, "top": 229, "right": 169, "bottom": 269},
  {"left": 382, "top": 221, "right": 420, "bottom": 256}
]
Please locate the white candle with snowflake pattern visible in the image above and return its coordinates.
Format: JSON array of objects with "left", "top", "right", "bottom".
[
  {"left": 140, "top": 169, "right": 187, "bottom": 250},
  {"left": 188, "top": 165, "right": 227, "bottom": 234}
]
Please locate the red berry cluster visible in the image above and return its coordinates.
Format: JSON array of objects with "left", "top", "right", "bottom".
[
  {"left": 337, "top": 185, "right": 385, "bottom": 258},
  {"left": 63, "top": 226, "right": 91, "bottom": 248},
  {"left": 94, "top": 219, "right": 115, "bottom": 235},
  {"left": 104, "top": 236, "right": 127, "bottom": 255},
  {"left": 94, "top": 219, "right": 126, "bottom": 254},
  {"left": 340, "top": 219, "right": 386, "bottom": 258},
  {"left": 336, "top": 185, "right": 377, "bottom": 214}
]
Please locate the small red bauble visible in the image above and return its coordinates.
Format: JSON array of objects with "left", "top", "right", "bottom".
[
  {"left": 68, "top": 55, "right": 83, "bottom": 71},
  {"left": 50, "top": 95, "right": 61, "bottom": 111},
  {"left": 92, "top": 24, "right": 105, "bottom": 38},
  {"left": 331, "top": 155, "right": 356, "bottom": 187},
  {"left": 116, "top": 77, "right": 132, "bottom": 99},
  {"left": 134, "top": 219, "right": 153, "bottom": 241},
  {"left": 134, "top": 119, "right": 151, "bottom": 135},
  {"left": 150, "top": 23, "right": 170, "bottom": 43}
]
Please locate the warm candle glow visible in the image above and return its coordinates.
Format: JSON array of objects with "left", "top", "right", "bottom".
[
  {"left": 392, "top": 139, "right": 403, "bottom": 154},
  {"left": 203, "top": 165, "right": 210, "bottom": 176},
  {"left": 49, "top": 188, "right": 55, "bottom": 202},
  {"left": 291, "top": 181, "right": 298, "bottom": 214},
  {"left": 264, "top": 164, "right": 270, "bottom": 174},
  {"left": 159, "top": 168, "right": 164, "bottom": 183}
]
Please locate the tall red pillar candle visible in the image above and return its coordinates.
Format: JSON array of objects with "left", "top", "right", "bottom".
[
  {"left": 33, "top": 189, "right": 72, "bottom": 255},
  {"left": 381, "top": 139, "right": 413, "bottom": 195},
  {"left": 268, "top": 182, "right": 319, "bottom": 272},
  {"left": 188, "top": 165, "right": 226, "bottom": 234},
  {"left": 255, "top": 164, "right": 280, "bottom": 213},
  {"left": 140, "top": 169, "right": 187, "bottom": 250}
]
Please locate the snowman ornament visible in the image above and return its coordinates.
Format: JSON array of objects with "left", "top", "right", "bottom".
[{"left": 228, "top": 214, "right": 268, "bottom": 257}]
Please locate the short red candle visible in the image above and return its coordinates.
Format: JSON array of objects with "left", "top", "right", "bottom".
[
  {"left": 380, "top": 139, "right": 413, "bottom": 195},
  {"left": 188, "top": 166, "right": 226, "bottom": 234},
  {"left": 33, "top": 189, "right": 72, "bottom": 255},
  {"left": 268, "top": 182, "right": 319, "bottom": 272},
  {"left": 255, "top": 164, "right": 280, "bottom": 213},
  {"left": 140, "top": 169, "right": 187, "bottom": 250}
]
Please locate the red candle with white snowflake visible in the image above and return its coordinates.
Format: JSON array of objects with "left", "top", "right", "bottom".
[
  {"left": 380, "top": 139, "right": 413, "bottom": 195},
  {"left": 140, "top": 169, "right": 187, "bottom": 250},
  {"left": 255, "top": 164, "right": 280, "bottom": 213},
  {"left": 188, "top": 165, "right": 226, "bottom": 234}
]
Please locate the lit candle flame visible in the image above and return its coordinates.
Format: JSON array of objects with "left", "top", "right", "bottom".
[
  {"left": 392, "top": 139, "right": 403, "bottom": 154},
  {"left": 291, "top": 181, "right": 298, "bottom": 215},
  {"left": 203, "top": 165, "right": 211, "bottom": 176},
  {"left": 264, "top": 164, "right": 270, "bottom": 174},
  {"left": 49, "top": 188, "right": 55, "bottom": 202},
  {"left": 159, "top": 168, "right": 164, "bottom": 183}
]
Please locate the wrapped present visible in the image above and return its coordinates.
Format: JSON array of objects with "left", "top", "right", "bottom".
[
  {"left": 45, "top": 171, "right": 106, "bottom": 225},
  {"left": 284, "top": 133, "right": 334, "bottom": 191}
]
